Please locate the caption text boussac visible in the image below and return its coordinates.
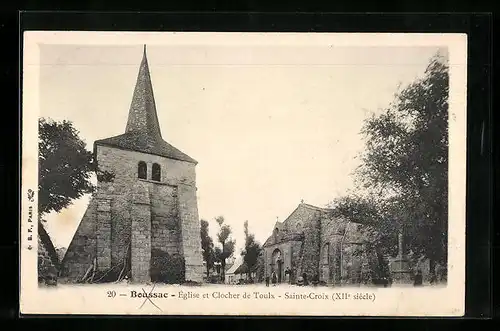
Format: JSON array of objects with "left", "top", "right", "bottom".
[{"left": 107, "top": 290, "right": 376, "bottom": 302}]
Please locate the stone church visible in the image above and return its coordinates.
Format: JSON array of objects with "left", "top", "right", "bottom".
[
  {"left": 59, "top": 46, "right": 204, "bottom": 284},
  {"left": 262, "top": 202, "right": 390, "bottom": 285}
]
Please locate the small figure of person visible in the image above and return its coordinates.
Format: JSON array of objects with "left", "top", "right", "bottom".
[
  {"left": 436, "top": 263, "right": 447, "bottom": 283},
  {"left": 429, "top": 271, "right": 437, "bottom": 285},
  {"left": 435, "top": 263, "right": 442, "bottom": 283},
  {"left": 285, "top": 267, "right": 290, "bottom": 283},
  {"left": 302, "top": 272, "right": 309, "bottom": 286},
  {"left": 265, "top": 276, "right": 270, "bottom": 287},
  {"left": 312, "top": 274, "right": 319, "bottom": 286},
  {"left": 271, "top": 271, "right": 277, "bottom": 286},
  {"left": 413, "top": 269, "right": 423, "bottom": 287}
]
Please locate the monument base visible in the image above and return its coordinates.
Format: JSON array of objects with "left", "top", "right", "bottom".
[{"left": 390, "top": 258, "right": 412, "bottom": 284}]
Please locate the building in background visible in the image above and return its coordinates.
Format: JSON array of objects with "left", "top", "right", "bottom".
[
  {"left": 261, "top": 202, "right": 390, "bottom": 286},
  {"left": 225, "top": 262, "right": 240, "bottom": 285}
]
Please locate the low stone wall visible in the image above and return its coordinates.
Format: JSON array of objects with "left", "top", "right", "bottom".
[{"left": 38, "top": 234, "right": 58, "bottom": 285}]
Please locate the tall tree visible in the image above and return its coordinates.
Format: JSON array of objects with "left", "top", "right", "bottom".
[
  {"left": 241, "top": 220, "right": 261, "bottom": 281},
  {"left": 215, "top": 216, "right": 236, "bottom": 282},
  {"left": 38, "top": 118, "right": 114, "bottom": 269},
  {"left": 213, "top": 246, "right": 223, "bottom": 276},
  {"left": 332, "top": 53, "right": 449, "bottom": 277},
  {"left": 200, "top": 219, "right": 215, "bottom": 279},
  {"left": 39, "top": 117, "right": 114, "bottom": 216}
]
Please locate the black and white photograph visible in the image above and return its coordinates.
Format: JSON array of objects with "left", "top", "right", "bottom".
[{"left": 21, "top": 32, "right": 467, "bottom": 316}]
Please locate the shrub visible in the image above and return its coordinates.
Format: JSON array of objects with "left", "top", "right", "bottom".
[{"left": 150, "top": 249, "right": 185, "bottom": 284}]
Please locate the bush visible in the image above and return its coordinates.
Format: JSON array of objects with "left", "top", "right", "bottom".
[
  {"left": 150, "top": 249, "right": 185, "bottom": 284},
  {"left": 38, "top": 254, "right": 58, "bottom": 285},
  {"left": 208, "top": 274, "right": 220, "bottom": 283}
]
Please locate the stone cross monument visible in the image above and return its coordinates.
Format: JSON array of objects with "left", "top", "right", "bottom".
[{"left": 390, "top": 223, "right": 412, "bottom": 284}]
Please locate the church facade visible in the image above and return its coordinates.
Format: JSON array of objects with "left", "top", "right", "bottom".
[
  {"left": 262, "top": 202, "right": 388, "bottom": 286},
  {"left": 59, "top": 46, "right": 204, "bottom": 284}
]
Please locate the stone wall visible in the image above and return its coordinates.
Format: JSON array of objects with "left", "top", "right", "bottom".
[
  {"left": 260, "top": 205, "right": 387, "bottom": 286},
  {"left": 61, "top": 144, "right": 203, "bottom": 284},
  {"left": 282, "top": 204, "right": 319, "bottom": 233},
  {"left": 262, "top": 246, "right": 272, "bottom": 279},
  {"left": 262, "top": 204, "right": 324, "bottom": 282},
  {"left": 96, "top": 145, "right": 197, "bottom": 188},
  {"left": 130, "top": 181, "right": 152, "bottom": 283},
  {"left": 178, "top": 182, "right": 204, "bottom": 282},
  {"left": 339, "top": 222, "right": 371, "bottom": 285},
  {"left": 262, "top": 205, "right": 350, "bottom": 284},
  {"left": 150, "top": 184, "right": 180, "bottom": 255},
  {"left": 289, "top": 240, "right": 303, "bottom": 283},
  {"left": 96, "top": 196, "right": 112, "bottom": 271},
  {"left": 297, "top": 213, "right": 321, "bottom": 280},
  {"left": 96, "top": 145, "right": 202, "bottom": 283},
  {"left": 263, "top": 241, "right": 292, "bottom": 282},
  {"left": 319, "top": 215, "right": 351, "bottom": 284},
  {"left": 59, "top": 198, "right": 97, "bottom": 281},
  {"left": 110, "top": 195, "right": 132, "bottom": 267}
]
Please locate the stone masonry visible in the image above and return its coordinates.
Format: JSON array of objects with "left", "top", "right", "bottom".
[
  {"left": 59, "top": 45, "right": 204, "bottom": 284},
  {"left": 96, "top": 196, "right": 112, "bottom": 271},
  {"left": 131, "top": 182, "right": 152, "bottom": 283},
  {"left": 262, "top": 203, "right": 380, "bottom": 285}
]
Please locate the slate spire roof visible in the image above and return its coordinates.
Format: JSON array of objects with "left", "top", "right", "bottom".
[
  {"left": 94, "top": 45, "right": 197, "bottom": 164},
  {"left": 125, "top": 44, "right": 163, "bottom": 139}
]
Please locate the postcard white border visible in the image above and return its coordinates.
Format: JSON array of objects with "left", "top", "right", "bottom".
[{"left": 21, "top": 31, "right": 467, "bottom": 316}]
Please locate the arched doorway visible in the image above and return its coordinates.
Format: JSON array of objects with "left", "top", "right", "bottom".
[{"left": 271, "top": 248, "right": 283, "bottom": 283}]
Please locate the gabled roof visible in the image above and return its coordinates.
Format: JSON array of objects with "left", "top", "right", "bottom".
[
  {"left": 95, "top": 132, "right": 197, "bottom": 164},
  {"left": 262, "top": 202, "right": 331, "bottom": 247},
  {"left": 273, "top": 220, "right": 284, "bottom": 231},
  {"left": 234, "top": 262, "right": 259, "bottom": 275},
  {"left": 94, "top": 45, "right": 197, "bottom": 164},
  {"left": 301, "top": 203, "right": 332, "bottom": 213},
  {"left": 226, "top": 262, "right": 241, "bottom": 275}
]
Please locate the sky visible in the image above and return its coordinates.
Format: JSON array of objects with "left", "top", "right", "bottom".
[{"left": 38, "top": 42, "right": 442, "bottom": 256}]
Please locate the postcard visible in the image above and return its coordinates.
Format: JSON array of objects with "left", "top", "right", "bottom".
[{"left": 20, "top": 31, "right": 467, "bottom": 316}]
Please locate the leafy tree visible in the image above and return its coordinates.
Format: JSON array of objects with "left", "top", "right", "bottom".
[
  {"left": 200, "top": 219, "right": 215, "bottom": 279},
  {"left": 332, "top": 53, "right": 449, "bottom": 278},
  {"left": 39, "top": 117, "right": 114, "bottom": 216},
  {"left": 240, "top": 220, "right": 262, "bottom": 280},
  {"left": 214, "top": 216, "right": 236, "bottom": 282},
  {"left": 213, "top": 246, "right": 223, "bottom": 275},
  {"left": 38, "top": 118, "right": 114, "bottom": 272},
  {"left": 331, "top": 194, "right": 397, "bottom": 281},
  {"left": 332, "top": 194, "right": 398, "bottom": 258}
]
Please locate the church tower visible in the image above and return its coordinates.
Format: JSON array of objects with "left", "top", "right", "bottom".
[{"left": 60, "top": 46, "right": 204, "bottom": 284}]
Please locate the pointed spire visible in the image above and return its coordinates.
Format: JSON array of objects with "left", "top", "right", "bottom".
[
  {"left": 95, "top": 45, "right": 198, "bottom": 164},
  {"left": 125, "top": 45, "right": 162, "bottom": 139}
]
